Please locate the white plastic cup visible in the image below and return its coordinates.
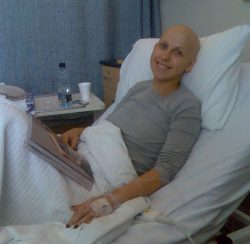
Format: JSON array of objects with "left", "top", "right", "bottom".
[{"left": 78, "top": 82, "right": 91, "bottom": 101}]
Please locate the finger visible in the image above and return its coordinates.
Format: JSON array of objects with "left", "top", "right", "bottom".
[
  {"left": 71, "top": 205, "right": 78, "bottom": 211},
  {"left": 85, "top": 217, "right": 95, "bottom": 224},
  {"left": 74, "top": 212, "right": 95, "bottom": 226},
  {"left": 70, "top": 136, "right": 79, "bottom": 150},
  {"left": 61, "top": 133, "right": 69, "bottom": 145},
  {"left": 70, "top": 203, "right": 82, "bottom": 211},
  {"left": 67, "top": 207, "right": 90, "bottom": 227}
]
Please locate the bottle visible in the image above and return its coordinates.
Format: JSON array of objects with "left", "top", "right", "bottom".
[{"left": 57, "top": 62, "right": 72, "bottom": 107}]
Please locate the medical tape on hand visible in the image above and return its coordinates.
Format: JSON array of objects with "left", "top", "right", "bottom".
[{"left": 90, "top": 197, "right": 113, "bottom": 216}]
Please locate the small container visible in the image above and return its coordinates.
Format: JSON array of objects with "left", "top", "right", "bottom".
[
  {"left": 78, "top": 82, "right": 91, "bottom": 102},
  {"left": 58, "top": 86, "right": 72, "bottom": 104},
  {"left": 57, "top": 62, "right": 72, "bottom": 107},
  {"left": 25, "top": 92, "right": 35, "bottom": 112}
]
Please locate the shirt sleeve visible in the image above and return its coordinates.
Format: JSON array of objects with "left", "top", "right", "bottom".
[{"left": 153, "top": 97, "right": 201, "bottom": 185}]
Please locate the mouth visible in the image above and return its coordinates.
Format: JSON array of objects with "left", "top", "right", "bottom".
[{"left": 156, "top": 61, "right": 171, "bottom": 70}]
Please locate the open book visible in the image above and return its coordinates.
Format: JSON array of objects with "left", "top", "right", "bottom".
[{"left": 26, "top": 114, "right": 94, "bottom": 190}]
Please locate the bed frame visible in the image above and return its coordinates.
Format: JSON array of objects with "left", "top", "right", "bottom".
[{"left": 209, "top": 194, "right": 250, "bottom": 243}]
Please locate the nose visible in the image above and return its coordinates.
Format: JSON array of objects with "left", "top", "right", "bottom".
[{"left": 161, "top": 50, "right": 171, "bottom": 60}]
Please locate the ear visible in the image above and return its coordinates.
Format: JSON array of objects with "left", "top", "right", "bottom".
[{"left": 185, "top": 58, "right": 197, "bottom": 73}]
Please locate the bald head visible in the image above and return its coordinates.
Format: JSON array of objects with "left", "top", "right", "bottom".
[
  {"left": 162, "top": 25, "right": 200, "bottom": 58},
  {"left": 150, "top": 24, "right": 200, "bottom": 85}
]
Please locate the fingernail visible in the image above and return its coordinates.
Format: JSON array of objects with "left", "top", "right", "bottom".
[
  {"left": 66, "top": 224, "right": 70, "bottom": 228},
  {"left": 74, "top": 225, "right": 78, "bottom": 229}
]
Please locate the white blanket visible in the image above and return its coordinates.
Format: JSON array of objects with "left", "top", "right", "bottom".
[{"left": 0, "top": 98, "right": 147, "bottom": 243}]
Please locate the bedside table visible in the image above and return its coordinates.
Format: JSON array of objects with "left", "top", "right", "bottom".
[
  {"left": 34, "top": 93, "right": 105, "bottom": 133},
  {"left": 100, "top": 59, "right": 123, "bottom": 108}
]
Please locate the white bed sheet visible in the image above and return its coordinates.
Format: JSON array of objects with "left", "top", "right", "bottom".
[{"left": 112, "top": 63, "right": 250, "bottom": 244}]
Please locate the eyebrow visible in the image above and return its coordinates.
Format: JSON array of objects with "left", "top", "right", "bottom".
[
  {"left": 174, "top": 47, "right": 184, "bottom": 52},
  {"left": 160, "top": 40, "right": 185, "bottom": 52},
  {"left": 160, "top": 39, "right": 184, "bottom": 50}
]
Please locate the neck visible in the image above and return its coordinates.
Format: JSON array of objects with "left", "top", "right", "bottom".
[{"left": 153, "top": 79, "right": 180, "bottom": 96}]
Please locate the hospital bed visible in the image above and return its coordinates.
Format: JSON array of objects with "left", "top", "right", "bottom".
[{"left": 0, "top": 25, "right": 250, "bottom": 243}]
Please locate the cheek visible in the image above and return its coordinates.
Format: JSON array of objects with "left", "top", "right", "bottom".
[
  {"left": 171, "top": 57, "right": 181, "bottom": 65},
  {"left": 172, "top": 59, "right": 187, "bottom": 71},
  {"left": 150, "top": 55, "right": 157, "bottom": 71}
]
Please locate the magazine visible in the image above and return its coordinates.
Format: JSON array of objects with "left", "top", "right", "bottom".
[{"left": 26, "top": 114, "right": 94, "bottom": 190}]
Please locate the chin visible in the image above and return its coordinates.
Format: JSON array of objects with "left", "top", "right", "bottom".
[
  {"left": 154, "top": 74, "right": 171, "bottom": 82},
  {"left": 152, "top": 69, "right": 173, "bottom": 82},
  {"left": 154, "top": 74, "right": 181, "bottom": 84}
]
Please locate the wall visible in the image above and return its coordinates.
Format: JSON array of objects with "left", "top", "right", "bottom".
[
  {"left": 160, "top": 0, "right": 250, "bottom": 62},
  {"left": 0, "top": 1, "right": 88, "bottom": 95}
]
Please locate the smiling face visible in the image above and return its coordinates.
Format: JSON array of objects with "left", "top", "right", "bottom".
[{"left": 150, "top": 25, "right": 200, "bottom": 85}]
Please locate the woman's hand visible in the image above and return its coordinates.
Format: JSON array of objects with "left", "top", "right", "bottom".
[
  {"left": 66, "top": 170, "right": 163, "bottom": 229},
  {"left": 66, "top": 194, "right": 121, "bottom": 228},
  {"left": 61, "top": 127, "right": 85, "bottom": 150}
]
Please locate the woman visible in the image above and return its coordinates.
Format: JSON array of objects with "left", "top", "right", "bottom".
[{"left": 62, "top": 25, "right": 201, "bottom": 228}]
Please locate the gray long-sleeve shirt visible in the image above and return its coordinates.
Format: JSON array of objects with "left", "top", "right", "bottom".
[{"left": 107, "top": 80, "right": 201, "bottom": 184}]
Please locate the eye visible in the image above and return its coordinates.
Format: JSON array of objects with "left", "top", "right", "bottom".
[
  {"left": 174, "top": 49, "right": 183, "bottom": 57},
  {"left": 158, "top": 42, "right": 168, "bottom": 50}
]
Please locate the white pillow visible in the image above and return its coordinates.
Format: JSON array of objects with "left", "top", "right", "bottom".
[{"left": 115, "top": 25, "right": 250, "bottom": 131}]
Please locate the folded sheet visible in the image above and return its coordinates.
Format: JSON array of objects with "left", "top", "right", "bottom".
[{"left": 79, "top": 120, "right": 137, "bottom": 189}]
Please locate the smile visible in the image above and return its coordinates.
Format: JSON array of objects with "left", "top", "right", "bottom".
[{"left": 156, "top": 61, "right": 171, "bottom": 70}]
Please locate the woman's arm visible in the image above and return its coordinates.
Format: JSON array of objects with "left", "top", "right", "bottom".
[
  {"left": 112, "top": 169, "right": 162, "bottom": 203},
  {"left": 66, "top": 169, "right": 163, "bottom": 228}
]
